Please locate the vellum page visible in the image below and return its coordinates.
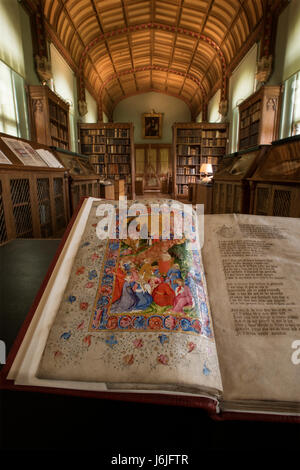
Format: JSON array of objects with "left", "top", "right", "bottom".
[
  {"left": 14, "top": 199, "right": 222, "bottom": 397},
  {"left": 203, "top": 214, "right": 300, "bottom": 405}
]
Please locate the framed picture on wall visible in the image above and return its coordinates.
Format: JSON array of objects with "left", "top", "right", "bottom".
[{"left": 142, "top": 113, "right": 163, "bottom": 139}]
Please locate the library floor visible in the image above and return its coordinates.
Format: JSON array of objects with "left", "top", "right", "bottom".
[{"left": 1, "top": 238, "right": 300, "bottom": 455}]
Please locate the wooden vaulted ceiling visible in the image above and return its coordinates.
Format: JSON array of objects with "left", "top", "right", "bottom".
[{"left": 42, "top": 0, "right": 265, "bottom": 118}]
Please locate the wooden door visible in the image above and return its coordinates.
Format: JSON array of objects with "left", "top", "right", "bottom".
[{"left": 135, "top": 144, "right": 172, "bottom": 192}]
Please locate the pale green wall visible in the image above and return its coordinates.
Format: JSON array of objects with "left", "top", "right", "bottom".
[
  {"left": 50, "top": 43, "right": 78, "bottom": 151},
  {"left": 196, "top": 112, "right": 202, "bottom": 123},
  {"left": 228, "top": 43, "right": 258, "bottom": 152},
  {"left": 270, "top": 0, "right": 300, "bottom": 84},
  {"left": 113, "top": 92, "right": 191, "bottom": 144},
  {"left": 19, "top": 5, "right": 40, "bottom": 85},
  {"left": 208, "top": 89, "right": 221, "bottom": 123},
  {"left": 81, "top": 89, "right": 98, "bottom": 123},
  {"left": 0, "top": 0, "right": 39, "bottom": 84},
  {"left": 0, "top": 0, "right": 25, "bottom": 76},
  {"left": 282, "top": 0, "right": 300, "bottom": 81}
]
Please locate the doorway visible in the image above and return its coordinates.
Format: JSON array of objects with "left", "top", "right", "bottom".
[{"left": 135, "top": 144, "right": 172, "bottom": 194}]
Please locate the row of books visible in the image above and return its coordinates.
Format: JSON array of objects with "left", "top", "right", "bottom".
[
  {"left": 107, "top": 128, "right": 130, "bottom": 138},
  {"left": 201, "top": 147, "right": 224, "bottom": 156},
  {"left": 240, "top": 100, "right": 261, "bottom": 120},
  {"left": 80, "top": 135, "right": 106, "bottom": 144},
  {"left": 177, "top": 156, "right": 200, "bottom": 165},
  {"left": 177, "top": 167, "right": 198, "bottom": 175},
  {"left": 81, "top": 144, "right": 106, "bottom": 154},
  {"left": 107, "top": 138, "right": 130, "bottom": 145},
  {"left": 239, "top": 134, "right": 259, "bottom": 149},
  {"left": 92, "top": 165, "right": 131, "bottom": 177},
  {"left": 176, "top": 137, "right": 202, "bottom": 144},
  {"left": 176, "top": 175, "right": 198, "bottom": 184},
  {"left": 80, "top": 135, "right": 130, "bottom": 147},
  {"left": 107, "top": 145, "right": 131, "bottom": 154},
  {"left": 81, "top": 129, "right": 106, "bottom": 136},
  {"left": 176, "top": 129, "right": 226, "bottom": 139},
  {"left": 177, "top": 145, "right": 200, "bottom": 156},
  {"left": 240, "top": 111, "right": 261, "bottom": 128},
  {"left": 203, "top": 156, "right": 219, "bottom": 165},
  {"left": 177, "top": 129, "right": 202, "bottom": 137},
  {"left": 50, "top": 123, "right": 68, "bottom": 142},
  {"left": 90, "top": 155, "right": 130, "bottom": 164},
  {"left": 51, "top": 138, "right": 68, "bottom": 150},
  {"left": 49, "top": 101, "right": 68, "bottom": 126},
  {"left": 202, "top": 138, "right": 227, "bottom": 147},
  {"left": 177, "top": 184, "right": 189, "bottom": 195},
  {"left": 80, "top": 128, "right": 129, "bottom": 138},
  {"left": 240, "top": 121, "right": 260, "bottom": 139},
  {"left": 202, "top": 130, "right": 226, "bottom": 139},
  {"left": 94, "top": 164, "right": 106, "bottom": 174}
]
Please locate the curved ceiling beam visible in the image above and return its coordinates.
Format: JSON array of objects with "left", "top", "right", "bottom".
[
  {"left": 78, "top": 22, "right": 227, "bottom": 102},
  {"left": 97, "top": 65, "right": 205, "bottom": 118}
]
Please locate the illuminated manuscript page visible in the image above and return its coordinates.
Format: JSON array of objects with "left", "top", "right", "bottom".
[{"left": 13, "top": 199, "right": 222, "bottom": 397}]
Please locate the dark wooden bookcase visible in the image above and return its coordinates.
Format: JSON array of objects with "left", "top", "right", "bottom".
[
  {"left": 238, "top": 86, "right": 281, "bottom": 151},
  {"left": 78, "top": 123, "right": 135, "bottom": 199},
  {"left": 28, "top": 85, "right": 70, "bottom": 150},
  {"left": 172, "top": 122, "right": 228, "bottom": 198}
]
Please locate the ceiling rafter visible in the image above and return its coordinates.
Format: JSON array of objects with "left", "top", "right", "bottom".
[
  {"left": 150, "top": 0, "right": 154, "bottom": 89},
  {"left": 189, "top": 0, "right": 254, "bottom": 113},
  {"left": 120, "top": 0, "right": 139, "bottom": 93},
  {"left": 89, "top": 0, "right": 125, "bottom": 101},
  {"left": 42, "top": 0, "right": 268, "bottom": 118},
  {"left": 52, "top": 0, "right": 114, "bottom": 107},
  {"left": 163, "top": 0, "right": 184, "bottom": 94},
  {"left": 97, "top": 64, "right": 207, "bottom": 118},
  {"left": 76, "top": 21, "right": 227, "bottom": 113},
  {"left": 178, "top": 0, "right": 214, "bottom": 101}
]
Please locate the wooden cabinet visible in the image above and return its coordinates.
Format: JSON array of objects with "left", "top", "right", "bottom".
[
  {"left": 238, "top": 86, "right": 281, "bottom": 151},
  {"left": 114, "top": 179, "right": 125, "bottom": 199},
  {"left": 52, "top": 148, "right": 100, "bottom": 213},
  {"left": 251, "top": 183, "right": 300, "bottom": 217},
  {"left": 99, "top": 182, "right": 115, "bottom": 200},
  {"left": 195, "top": 184, "right": 213, "bottom": 213},
  {"left": 212, "top": 146, "right": 268, "bottom": 214},
  {"left": 135, "top": 179, "right": 144, "bottom": 196},
  {"left": 0, "top": 133, "right": 69, "bottom": 243},
  {"left": 79, "top": 123, "right": 135, "bottom": 199},
  {"left": 28, "top": 85, "right": 70, "bottom": 150},
  {"left": 172, "top": 123, "right": 228, "bottom": 199},
  {"left": 248, "top": 136, "right": 300, "bottom": 218}
]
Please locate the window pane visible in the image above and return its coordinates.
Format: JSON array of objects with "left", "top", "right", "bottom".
[
  {"left": 229, "top": 107, "right": 239, "bottom": 153},
  {"left": 135, "top": 148, "right": 145, "bottom": 173},
  {"left": 292, "top": 72, "right": 300, "bottom": 135},
  {"left": 0, "top": 60, "right": 18, "bottom": 136},
  {"left": 159, "top": 148, "right": 169, "bottom": 174},
  {"left": 12, "top": 70, "right": 30, "bottom": 139},
  {"left": 279, "top": 74, "right": 297, "bottom": 139},
  {"left": 69, "top": 112, "right": 76, "bottom": 152}
]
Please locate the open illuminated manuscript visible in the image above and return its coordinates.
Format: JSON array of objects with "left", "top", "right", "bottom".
[{"left": 4, "top": 198, "right": 300, "bottom": 419}]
